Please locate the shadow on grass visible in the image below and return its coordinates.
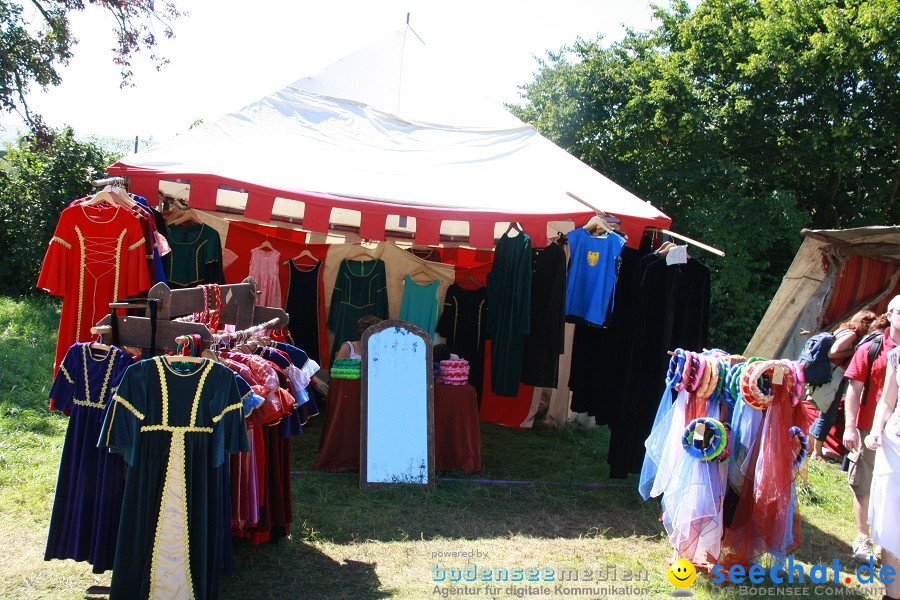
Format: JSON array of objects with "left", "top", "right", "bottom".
[
  {"left": 224, "top": 537, "right": 390, "bottom": 600},
  {"left": 288, "top": 418, "right": 664, "bottom": 546}
]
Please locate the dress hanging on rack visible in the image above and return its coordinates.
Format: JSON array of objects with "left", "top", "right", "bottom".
[
  {"left": 164, "top": 223, "right": 225, "bottom": 289},
  {"left": 38, "top": 203, "right": 151, "bottom": 373},
  {"left": 521, "top": 242, "right": 567, "bottom": 388},
  {"left": 437, "top": 284, "right": 489, "bottom": 401},
  {"left": 248, "top": 246, "right": 282, "bottom": 308},
  {"left": 285, "top": 259, "right": 325, "bottom": 365},
  {"left": 101, "top": 357, "right": 248, "bottom": 599},
  {"left": 44, "top": 343, "right": 133, "bottom": 573},
  {"left": 327, "top": 259, "right": 389, "bottom": 363},
  {"left": 399, "top": 274, "right": 441, "bottom": 341},
  {"left": 486, "top": 229, "right": 532, "bottom": 396}
]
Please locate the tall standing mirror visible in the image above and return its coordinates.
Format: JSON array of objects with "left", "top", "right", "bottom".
[{"left": 360, "top": 320, "right": 434, "bottom": 489}]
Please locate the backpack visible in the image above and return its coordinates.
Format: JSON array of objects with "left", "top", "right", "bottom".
[
  {"left": 798, "top": 331, "right": 838, "bottom": 386},
  {"left": 856, "top": 331, "right": 884, "bottom": 406}
]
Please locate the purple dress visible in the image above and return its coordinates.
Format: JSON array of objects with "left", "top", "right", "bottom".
[{"left": 45, "top": 343, "right": 133, "bottom": 573}]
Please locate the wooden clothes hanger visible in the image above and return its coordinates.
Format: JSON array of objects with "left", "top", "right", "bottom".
[
  {"left": 169, "top": 208, "right": 201, "bottom": 225},
  {"left": 164, "top": 354, "right": 205, "bottom": 364},
  {"left": 657, "top": 241, "right": 675, "bottom": 255},
  {"left": 258, "top": 240, "right": 275, "bottom": 251},
  {"left": 89, "top": 340, "right": 112, "bottom": 353},
  {"left": 584, "top": 214, "right": 614, "bottom": 236},
  {"left": 110, "top": 187, "right": 137, "bottom": 208},
  {"left": 345, "top": 245, "right": 375, "bottom": 260},
  {"left": 84, "top": 188, "right": 117, "bottom": 207},
  {"left": 286, "top": 249, "right": 319, "bottom": 265},
  {"left": 460, "top": 272, "right": 483, "bottom": 288},
  {"left": 502, "top": 222, "right": 523, "bottom": 237},
  {"left": 405, "top": 263, "right": 435, "bottom": 284}
]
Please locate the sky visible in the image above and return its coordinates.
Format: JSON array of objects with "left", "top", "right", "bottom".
[{"left": 0, "top": 0, "right": 673, "bottom": 145}]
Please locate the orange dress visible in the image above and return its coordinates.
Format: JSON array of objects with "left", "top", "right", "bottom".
[{"left": 38, "top": 204, "right": 151, "bottom": 374}]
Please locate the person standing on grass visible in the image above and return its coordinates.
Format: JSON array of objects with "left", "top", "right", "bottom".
[
  {"left": 843, "top": 296, "right": 900, "bottom": 565},
  {"left": 809, "top": 310, "right": 878, "bottom": 461},
  {"left": 865, "top": 337, "right": 900, "bottom": 600}
]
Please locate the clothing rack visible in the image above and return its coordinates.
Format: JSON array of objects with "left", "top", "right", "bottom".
[
  {"left": 91, "top": 278, "right": 288, "bottom": 352},
  {"left": 175, "top": 317, "right": 281, "bottom": 346},
  {"left": 91, "top": 176, "right": 126, "bottom": 188}
]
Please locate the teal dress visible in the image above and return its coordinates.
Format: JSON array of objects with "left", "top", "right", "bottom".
[
  {"left": 101, "top": 357, "right": 248, "bottom": 599},
  {"left": 327, "top": 259, "right": 389, "bottom": 361},
  {"left": 486, "top": 232, "right": 533, "bottom": 396},
  {"left": 398, "top": 274, "right": 441, "bottom": 341}
]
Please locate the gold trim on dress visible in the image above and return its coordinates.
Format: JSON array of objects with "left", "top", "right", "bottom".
[
  {"left": 104, "top": 400, "right": 119, "bottom": 447},
  {"left": 128, "top": 238, "right": 145, "bottom": 251},
  {"left": 112, "top": 394, "right": 145, "bottom": 421},
  {"left": 75, "top": 226, "right": 86, "bottom": 339},
  {"left": 190, "top": 362, "right": 214, "bottom": 426},
  {"left": 194, "top": 239, "right": 208, "bottom": 283},
  {"left": 212, "top": 402, "right": 243, "bottom": 423},
  {"left": 113, "top": 230, "right": 126, "bottom": 302},
  {"left": 59, "top": 364, "right": 75, "bottom": 385},
  {"left": 51, "top": 236, "right": 72, "bottom": 249},
  {"left": 160, "top": 357, "right": 208, "bottom": 377},
  {"left": 154, "top": 359, "right": 170, "bottom": 425},
  {"left": 80, "top": 344, "right": 118, "bottom": 409},
  {"left": 141, "top": 425, "right": 214, "bottom": 433}
]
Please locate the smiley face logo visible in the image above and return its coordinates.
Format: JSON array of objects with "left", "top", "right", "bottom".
[{"left": 667, "top": 559, "right": 697, "bottom": 588}]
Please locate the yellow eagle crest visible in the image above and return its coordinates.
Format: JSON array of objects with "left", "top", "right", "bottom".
[{"left": 587, "top": 251, "right": 600, "bottom": 267}]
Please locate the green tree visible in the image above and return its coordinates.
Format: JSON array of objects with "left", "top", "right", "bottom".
[
  {"left": 0, "top": 128, "right": 116, "bottom": 295},
  {"left": 513, "top": 0, "right": 900, "bottom": 349},
  {"left": 0, "top": 0, "right": 182, "bottom": 131}
]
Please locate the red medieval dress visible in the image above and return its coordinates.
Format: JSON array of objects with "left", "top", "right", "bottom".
[{"left": 38, "top": 203, "right": 151, "bottom": 376}]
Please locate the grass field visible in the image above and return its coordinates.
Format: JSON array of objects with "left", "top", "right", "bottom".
[{"left": 0, "top": 296, "right": 886, "bottom": 599}]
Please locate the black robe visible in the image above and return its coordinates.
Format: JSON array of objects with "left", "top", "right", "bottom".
[
  {"left": 521, "top": 243, "right": 567, "bottom": 388},
  {"left": 606, "top": 252, "right": 710, "bottom": 479}
]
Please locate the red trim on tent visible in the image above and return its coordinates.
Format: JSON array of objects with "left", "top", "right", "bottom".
[
  {"left": 302, "top": 203, "right": 333, "bottom": 234},
  {"left": 129, "top": 174, "right": 161, "bottom": 206},
  {"left": 108, "top": 164, "right": 672, "bottom": 249},
  {"left": 359, "top": 212, "right": 388, "bottom": 241},
  {"left": 468, "top": 221, "right": 496, "bottom": 249},
  {"left": 187, "top": 179, "right": 219, "bottom": 211},
  {"left": 414, "top": 217, "right": 442, "bottom": 246},
  {"left": 244, "top": 192, "right": 276, "bottom": 222}
]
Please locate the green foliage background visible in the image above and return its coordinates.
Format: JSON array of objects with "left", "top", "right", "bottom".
[
  {"left": 512, "top": 0, "right": 900, "bottom": 349},
  {"left": 0, "top": 128, "right": 116, "bottom": 295}
]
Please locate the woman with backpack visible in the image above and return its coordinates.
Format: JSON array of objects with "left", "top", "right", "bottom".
[{"left": 808, "top": 310, "right": 879, "bottom": 461}]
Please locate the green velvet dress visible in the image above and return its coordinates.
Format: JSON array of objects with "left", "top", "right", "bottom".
[
  {"left": 327, "top": 259, "right": 389, "bottom": 362},
  {"left": 486, "top": 231, "right": 533, "bottom": 396},
  {"left": 101, "top": 357, "right": 249, "bottom": 599},
  {"left": 164, "top": 223, "right": 225, "bottom": 289}
]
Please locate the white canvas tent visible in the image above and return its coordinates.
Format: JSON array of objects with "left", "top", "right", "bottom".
[
  {"left": 745, "top": 226, "right": 900, "bottom": 360},
  {"left": 109, "top": 29, "right": 670, "bottom": 248}
]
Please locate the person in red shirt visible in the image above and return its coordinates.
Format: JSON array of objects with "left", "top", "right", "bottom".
[{"left": 843, "top": 295, "right": 900, "bottom": 565}]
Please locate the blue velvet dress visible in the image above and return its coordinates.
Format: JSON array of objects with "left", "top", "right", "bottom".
[{"left": 44, "top": 343, "right": 133, "bottom": 573}]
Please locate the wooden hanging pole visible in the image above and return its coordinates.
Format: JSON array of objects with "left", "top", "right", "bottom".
[{"left": 659, "top": 229, "right": 726, "bottom": 257}]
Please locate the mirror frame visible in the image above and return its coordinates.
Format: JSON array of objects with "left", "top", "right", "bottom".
[{"left": 360, "top": 319, "right": 435, "bottom": 490}]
